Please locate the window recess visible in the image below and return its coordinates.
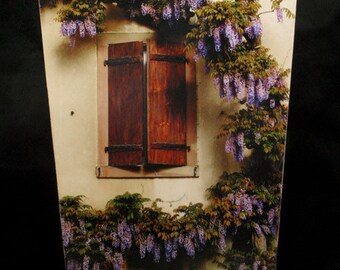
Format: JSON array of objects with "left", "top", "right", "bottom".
[
  {"left": 105, "top": 40, "right": 190, "bottom": 167},
  {"left": 96, "top": 36, "right": 197, "bottom": 178}
]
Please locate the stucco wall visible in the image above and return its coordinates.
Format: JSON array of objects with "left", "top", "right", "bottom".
[{"left": 39, "top": 1, "right": 296, "bottom": 215}]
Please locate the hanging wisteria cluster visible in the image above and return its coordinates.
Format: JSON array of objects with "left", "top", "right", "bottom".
[
  {"left": 136, "top": 225, "right": 210, "bottom": 262},
  {"left": 184, "top": 0, "right": 292, "bottom": 163},
  {"left": 218, "top": 67, "right": 289, "bottom": 163},
  {"left": 60, "top": 17, "right": 97, "bottom": 47},
  {"left": 218, "top": 69, "right": 289, "bottom": 163},
  {"left": 185, "top": 1, "right": 283, "bottom": 100},
  {"left": 225, "top": 132, "right": 245, "bottom": 161},
  {"left": 55, "top": 0, "right": 106, "bottom": 47},
  {"left": 213, "top": 68, "right": 281, "bottom": 105},
  {"left": 114, "top": 0, "right": 207, "bottom": 26}
]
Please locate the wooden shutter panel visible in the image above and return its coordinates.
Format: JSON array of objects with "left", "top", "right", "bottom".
[
  {"left": 147, "top": 40, "right": 187, "bottom": 165},
  {"left": 107, "top": 42, "right": 144, "bottom": 166}
]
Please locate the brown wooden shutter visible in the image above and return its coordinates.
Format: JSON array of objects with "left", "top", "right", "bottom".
[
  {"left": 147, "top": 40, "right": 188, "bottom": 165},
  {"left": 106, "top": 42, "right": 144, "bottom": 166}
]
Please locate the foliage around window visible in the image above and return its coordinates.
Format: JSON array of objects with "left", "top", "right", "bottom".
[
  {"left": 60, "top": 174, "right": 281, "bottom": 269},
  {"left": 40, "top": 0, "right": 295, "bottom": 269}
]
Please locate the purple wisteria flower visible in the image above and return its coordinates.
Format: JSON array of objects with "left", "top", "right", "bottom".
[
  {"left": 223, "top": 74, "right": 235, "bottom": 100},
  {"left": 162, "top": 4, "right": 172, "bottom": 21},
  {"left": 61, "top": 218, "right": 74, "bottom": 247},
  {"left": 139, "top": 239, "right": 147, "bottom": 259},
  {"left": 214, "top": 73, "right": 249, "bottom": 102},
  {"left": 153, "top": 242, "right": 161, "bottom": 262},
  {"left": 223, "top": 22, "right": 243, "bottom": 50},
  {"left": 213, "top": 76, "right": 224, "bottom": 98},
  {"left": 218, "top": 234, "right": 226, "bottom": 250},
  {"left": 260, "top": 225, "right": 271, "bottom": 235},
  {"left": 264, "top": 69, "right": 279, "bottom": 90},
  {"left": 172, "top": 237, "right": 179, "bottom": 259},
  {"left": 174, "top": 0, "right": 181, "bottom": 20},
  {"left": 245, "top": 18, "right": 263, "bottom": 39},
  {"left": 187, "top": 0, "right": 198, "bottom": 10},
  {"left": 104, "top": 248, "right": 114, "bottom": 265},
  {"left": 242, "top": 194, "right": 253, "bottom": 212},
  {"left": 117, "top": 220, "right": 132, "bottom": 252},
  {"left": 253, "top": 223, "right": 263, "bottom": 236},
  {"left": 217, "top": 220, "right": 227, "bottom": 250},
  {"left": 267, "top": 206, "right": 280, "bottom": 235},
  {"left": 247, "top": 74, "right": 256, "bottom": 105},
  {"left": 111, "top": 231, "right": 120, "bottom": 248},
  {"left": 79, "top": 219, "right": 86, "bottom": 235},
  {"left": 187, "top": 0, "right": 206, "bottom": 10},
  {"left": 234, "top": 74, "right": 246, "bottom": 100},
  {"left": 213, "top": 27, "right": 222, "bottom": 52},
  {"left": 225, "top": 135, "right": 234, "bottom": 154},
  {"left": 104, "top": 249, "right": 124, "bottom": 270},
  {"left": 235, "top": 133, "right": 245, "bottom": 161},
  {"left": 183, "top": 236, "right": 196, "bottom": 257},
  {"left": 113, "top": 252, "right": 123, "bottom": 270},
  {"left": 222, "top": 74, "right": 230, "bottom": 99},
  {"left": 276, "top": 7, "right": 284, "bottom": 23},
  {"left": 82, "top": 255, "right": 90, "bottom": 270},
  {"left": 76, "top": 20, "right": 85, "bottom": 38},
  {"left": 60, "top": 20, "right": 77, "bottom": 37},
  {"left": 195, "top": 38, "right": 208, "bottom": 61},
  {"left": 245, "top": 70, "right": 279, "bottom": 106},
  {"left": 110, "top": 220, "right": 133, "bottom": 252},
  {"left": 255, "top": 79, "right": 268, "bottom": 103},
  {"left": 197, "top": 226, "right": 206, "bottom": 245},
  {"left": 146, "top": 233, "right": 155, "bottom": 252},
  {"left": 141, "top": 3, "right": 156, "bottom": 18},
  {"left": 225, "top": 133, "right": 245, "bottom": 161},
  {"left": 60, "top": 17, "right": 97, "bottom": 47},
  {"left": 253, "top": 196, "right": 264, "bottom": 214},
  {"left": 84, "top": 17, "right": 96, "bottom": 38},
  {"left": 164, "top": 239, "right": 173, "bottom": 262}
]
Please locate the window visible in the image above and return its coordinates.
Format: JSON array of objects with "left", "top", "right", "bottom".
[{"left": 97, "top": 37, "right": 197, "bottom": 178}]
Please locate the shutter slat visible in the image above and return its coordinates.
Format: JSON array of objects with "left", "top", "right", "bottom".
[
  {"left": 147, "top": 40, "right": 187, "bottom": 166},
  {"left": 108, "top": 42, "right": 144, "bottom": 166}
]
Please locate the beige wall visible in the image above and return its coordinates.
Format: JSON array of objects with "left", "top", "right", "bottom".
[{"left": 39, "top": 1, "right": 296, "bottom": 215}]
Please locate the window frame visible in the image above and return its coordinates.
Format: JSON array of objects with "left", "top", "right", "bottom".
[{"left": 96, "top": 33, "right": 198, "bottom": 178}]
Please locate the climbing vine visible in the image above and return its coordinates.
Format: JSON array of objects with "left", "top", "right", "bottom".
[
  {"left": 39, "top": 0, "right": 295, "bottom": 269},
  {"left": 60, "top": 175, "right": 281, "bottom": 270}
]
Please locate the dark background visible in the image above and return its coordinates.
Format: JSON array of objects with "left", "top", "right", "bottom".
[{"left": 0, "top": 0, "right": 339, "bottom": 269}]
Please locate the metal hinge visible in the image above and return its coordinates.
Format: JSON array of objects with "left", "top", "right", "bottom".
[
  {"left": 104, "top": 56, "right": 142, "bottom": 66},
  {"left": 105, "top": 144, "right": 143, "bottom": 152},
  {"left": 150, "top": 143, "right": 190, "bottom": 151}
]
